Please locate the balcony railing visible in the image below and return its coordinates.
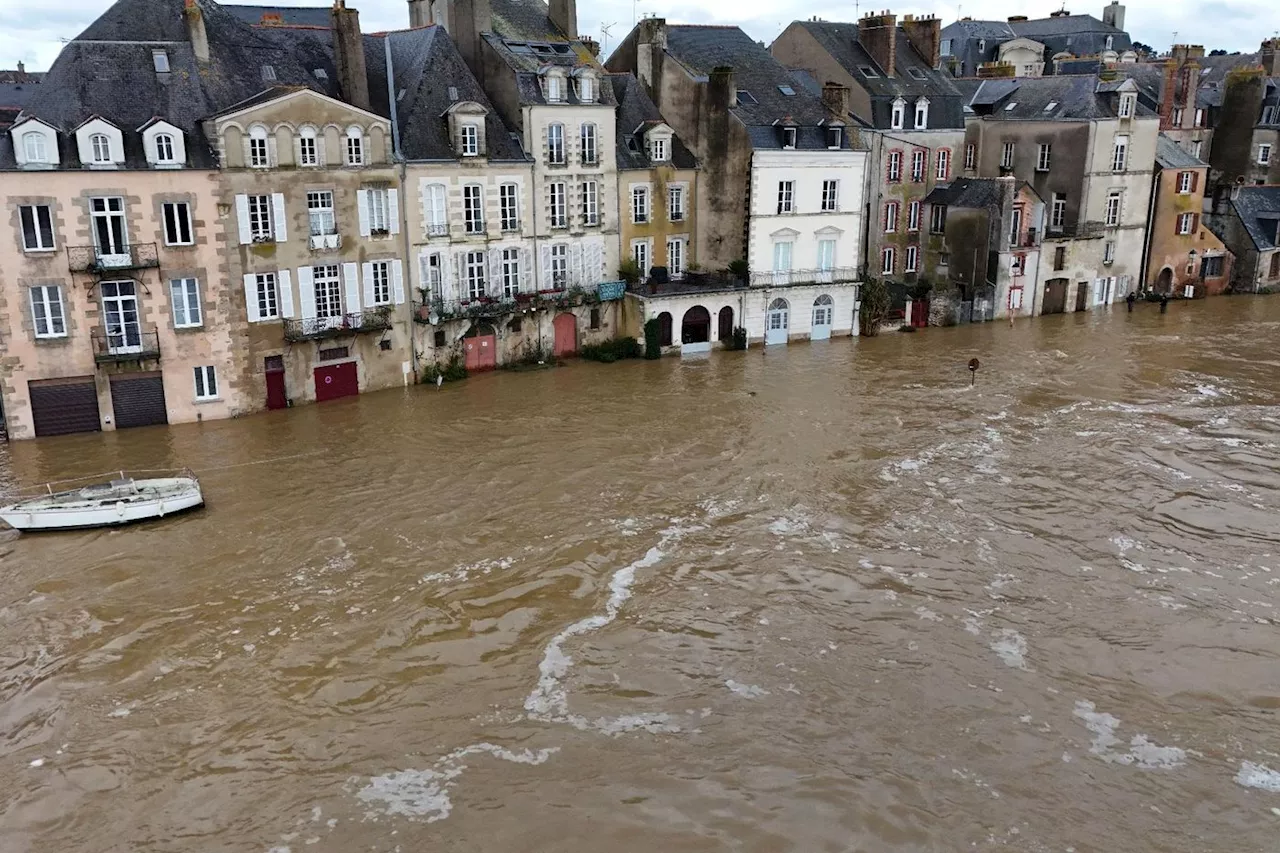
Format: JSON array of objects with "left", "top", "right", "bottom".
[
  {"left": 309, "top": 233, "right": 342, "bottom": 251},
  {"left": 748, "top": 267, "right": 860, "bottom": 288},
  {"left": 68, "top": 243, "right": 159, "bottom": 274},
  {"left": 91, "top": 328, "right": 161, "bottom": 363},
  {"left": 415, "top": 284, "right": 610, "bottom": 323},
  {"left": 1044, "top": 221, "right": 1105, "bottom": 240},
  {"left": 283, "top": 309, "right": 392, "bottom": 342},
  {"left": 1015, "top": 228, "right": 1040, "bottom": 248},
  {"left": 426, "top": 224, "right": 449, "bottom": 237}
]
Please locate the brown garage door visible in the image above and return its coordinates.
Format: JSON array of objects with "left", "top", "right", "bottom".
[
  {"left": 29, "top": 377, "right": 101, "bottom": 437},
  {"left": 110, "top": 372, "right": 168, "bottom": 429}
]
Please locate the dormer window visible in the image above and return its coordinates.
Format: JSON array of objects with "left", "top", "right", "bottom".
[
  {"left": 461, "top": 124, "right": 479, "bottom": 156},
  {"left": 248, "top": 125, "right": 269, "bottom": 167},
  {"left": 142, "top": 120, "right": 185, "bottom": 168},
  {"left": 914, "top": 98, "right": 929, "bottom": 129},
  {"left": 154, "top": 133, "right": 175, "bottom": 163},
  {"left": 90, "top": 133, "right": 111, "bottom": 164},
  {"left": 545, "top": 73, "right": 565, "bottom": 103},
  {"left": 23, "top": 131, "right": 47, "bottom": 162},
  {"left": 346, "top": 126, "right": 365, "bottom": 165},
  {"left": 1118, "top": 93, "right": 1135, "bottom": 118},
  {"left": 650, "top": 136, "right": 669, "bottom": 161},
  {"left": 782, "top": 126, "right": 797, "bottom": 149},
  {"left": 891, "top": 98, "right": 905, "bottom": 130},
  {"left": 576, "top": 74, "right": 595, "bottom": 103},
  {"left": 827, "top": 126, "right": 843, "bottom": 149},
  {"left": 1105, "top": 35, "right": 1114, "bottom": 50}
]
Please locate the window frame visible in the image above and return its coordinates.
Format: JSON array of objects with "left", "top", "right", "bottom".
[
  {"left": 884, "top": 201, "right": 899, "bottom": 233},
  {"left": 1001, "top": 141, "right": 1015, "bottom": 169},
  {"left": 964, "top": 143, "right": 976, "bottom": 170},
  {"left": 881, "top": 246, "right": 896, "bottom": 275},
  {"left": 550, "top": 243, "right": 569, "bottom": 287},
  {"left": 1176, "top": 212, "right": 1195, "bottom": 235},
  {"left": 465, "top": 250, "right": 487, "bottom": 299},
  {"left": 170, "top": 277, "right": 202, "bottom": 328},
  {"left": 777, "top": 180, "right": 794, "bottom": 214},
  {"left": 1036, "top": 143, "right": 1051, "bottom": 172},
  {"left": 888, "top": 151, "right": 902, "bottom": 182},
  {"left": 367, "top": 186, "right": 390, "bottom": 233},
  {"left": 30, "top": 284, "right": 66, "bottom": 338},
  {"left": 1112, "top": 134, "right": 1129, "bottom": 172},
  {"left": 461, "top": 124, "right": 479, "bottom": 157},
  {"left": 911, "top": 149, "right": 925, "bottom": 182},
  {"left": 929, "top": 204, "right": 946, "bottom": 234},
  {"left": 254, "top": 272, "right": 279, "bottom": 320},
  {"left": 649, "top": 135, "right": 668, "bottom": 162},
  {"left": 668, "top": 184, "right": 685, "bottom": 222},
  {"left": 913, "top": 98, "right": 929, "bottom": 130},
  {"left": 908, "top": 200, "right": 921, "bottom": 232},
  {"left": 193, "top": 365, "right": 218, "bottom": 401},
  {"left": 549, "top": 181, "right": 568, "bottom": 229},
  {"left": 345, "top": 127, "right": 365, "bottom": 166},
  {"left": 905, "top": 244, "right": 918, "bottom": 273},
  {"left": 463, "top": 184, "right": 485, "bottom": 234},
  {"left": 632, "top": 185, "right": 650, "bottom": 224},
  {"left": 935, "top": 148, "right": 950, "bottom": 181},
  {"left": 248, "top": 193, "right": 274, "bottom": 242},
  {"left": 581, "top": 123, "right": 598, "bottom": 164},
  {"left": 582, "top": 180, "right": 599, "bottom": 226},
  {"left": 23, "top": 131, "right": 48, "bottom": 163},
  {"left": 1051, "top": 193, "right": 1066, "bottom": 229},
  {"left": 1177, "top": 171, "right": 1193, "bottom": 194},
  {"left": 154, "top": 133, "right": 176, "bottom": 164},
  {"left": 821, "top": 179, "right": 839, "bottom": 212},
  {"left": 162, "top": 201, "right": 194, "bottom": 246},
  {"left": 499, "top": 182, "right": 520, "bottom": 232},
  {"left": 667, "top": 237, "right": 686, "bottom": 279},
  {"left": 248, "top": 126, "right": 270, "bottom": 168},
  {"left": 547, "top": 123, "right": 566, "bottom": 165},
  {"left": 19, "top": 204, "right": 56, "bottom": 252},
  {"left": 299, "top": 128, "right": 319, "bottom": 166},
  {"left": 501, "top": 247, "right": 522, "bottom": 296},
  {"left": 306, "top": 190, "right": 337, "bottom": 236},
  {"left": 890, "top": 98, "right": 905, "bottom": 130},
  {"left": 89, "top": 133, "right": 112, "bottom": 164},
  {"left": 370, "top": 260, "right": 392, "bottom": 305},
  {"left": 1105, "top": 192, "right": 1122, "bottom": 227},
  {"left": 1259, "top": 143, "right": 1273, "bottom": 165}
]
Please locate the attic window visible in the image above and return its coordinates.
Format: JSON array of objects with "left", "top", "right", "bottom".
[
  {"left": 1044, "top": 101, "right": 1058, "bottom": 112},
  {"left": 1004, "top": 102, "right": 1018, "bottom": 111},
  {"left": 782, "top": 126, "right": 797, "bottom": 148},
  {"left": 508, "top": 42, "right": 534, "bottom": 54},
  {"left": 907, "top": 68, "right": 926, "bottom": 80},
  {"left": 778, "top": 85, "right": 795, "bottom": 96},
  {"left": 261, "top": 64, "right": 276, "bottom": 82},
  {"left": 859, "top": 66, "right": 879, "bottom": 78},
  {"left": 314, "top": 68, "right": 328, "bottom": 80},
  {"left": 736, "top": 90, "right": 757, "bottom": 105},
  {"left": 827, "top": 126, "right": 843, "bottom": 148},
  {"left": 152, "top": 50, "right": 170, "bottom": 73},
  {"left": 626, "top": 137, "right": 640, "bottom": 153}
]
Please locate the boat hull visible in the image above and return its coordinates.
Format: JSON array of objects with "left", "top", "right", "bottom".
[{"left": 0, "top": 478, "right": 204, "bottom": 532}]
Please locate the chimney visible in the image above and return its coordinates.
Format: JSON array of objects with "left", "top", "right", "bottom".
[
  {"left": 1262, "top": 39, "right": 1280, "bottom": 75},
  {"left": 901, "top": 13, "right": 941, "bottom": 69},
  {"left": 407, "top": 0, "right": 430, "bottom": 27},
  {"left": 581, "top": 36, "right": 600, "bottom": 58},
  {"left": 550, "top": 0, "right": 577, "bottom": 40},
  {"left": 16, "top": 60, "right": 24, "bottom": 74},
  {"left": 332, "top": 0, "right": 371, "bottom": 111},
  {"left": 1102, "top": 1, "right": 1124, "bottom": 32},
  {"left": 1158, "top": 58, "right": 1176, "bottom": 129},
  {"left": 184, "top": 0, "right": 210, "bottom": 64},
  {"left": 822, "top": 82, "right": 850, "bottom": 117},
  {"left": 1007, "top": 15, "right": 1028, "bottom": 21},
  {"left": 636, "top": 18, "right": 668, "bottom": 98},
  {"left": 709, "top": 66, "right": 735, "bottom": 111},
  {"left": 857, "top": 11, "right": 897, "bottom": 78},
  {"left": 451, "top": 0, "right": 492, "bottom": 81}
]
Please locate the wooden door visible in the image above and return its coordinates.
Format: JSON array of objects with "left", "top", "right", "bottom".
[
  {"left": 553, "top": 313, "right": 577, "bottom": 357},
  {"left": 1074, "top": 281, "right": 1089, "bottom": 312},
  {"left": 910, "top": 298, "right": 930, "bottom": 327},
  {"left": 1042, "top": 278, "right": 1068, "bottom": 315},
  {"left": 266, "top": 370, "right": 287, "bottom": 409},
  {"left": 314, "top": 362, "right": 358, "bottom": 402},
  {"left": 464, "top": 332, "right": 497, "bottom": 372}
]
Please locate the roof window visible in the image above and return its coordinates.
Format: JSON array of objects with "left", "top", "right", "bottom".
[
  {"left": 907, "top": 68, "right": 926, "bottom": 80},
  {"left": 859, "top": 66, "right": 879, "bottom": 78},
  {"left": 778, "top": 85, "right": 795, "bottom": 96},
  {"left": 152, "top": 50, "right": 170, "bottom": 73},
  {"left": 448, "top": 86, "right": 459, "bottom": 101},
  {"left": 736, "top": 90, "right": 758, "bottom": 105},
  {"left": 1044, "top": 101, "right": 1058, "bottom": 111},
  {"left": 261, "top": 64, "right": 276, "bottom": 82},
  {"left": 313, "top": 68, "right": 328, "bottom": 80},
  {"left": 1004, "top": 102, "right": 1018, "bottom": 111}
]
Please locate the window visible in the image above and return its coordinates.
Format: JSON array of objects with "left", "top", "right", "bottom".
[
  {"left": 777, "top": 181, "right": 794, "bottom": 214},
  {"left": 667, "top": 237, "right": 686, "bottom": 278},
  {"left": 772, "top": 241, "right": 792, "bottom": 271},
  {"left": 1011, "top": 254, "right": 1026, "bottom": 276},
  {"left": 29, "top": 285, "right": 65, "bottom": 338},
  {"left": 778, "top": 85, "right": 795, "bottom": 96},
  {"left": 299, "top": 128, "right": 318, "bottom": 166},
  {"left": 891, "top": 99, "right": 905, "bottom": 130},
  {"left": 346, "top": 127, "right": 365, "bottom": 165},
  {"left": 549, "top": 181, "right": 567, "bottom": 228},
  {"left": 1177, "top": 212, "right": 1196, "bottom": 235},
  {"left": 817, "top": 239, "right": 835, "bottom": 271},
  {"left": 782, "top": 127, "right": 797, "bottom": 149},
  {"left": 1178, "top": 171, "right": 1193, "bottom": 194},
  {"left": 905, "top": 245, "right": 918, "bottom": 273},
  {"left": 193, "top": 366, "right": 218, "bottom": 400},
  {"left": 1192, "top": 140, "right": 1203, "bottom": 159},
  {"left": 1053, "top": 245, "right": 1066, "bottom": 271},
  {"left": 1009, "top": 208, "right": 1022, "bottom": 246},
  {"left": 1112, "top": 134, "right": 1129, "bottom": 171},
  {"left": 1201, "top": 255, "right": 1224, "bottom": 278},
  {"left": 581, "top": 180, "right": 598, "bottom": 226},
  {"left": 547, "top": 123, "right": 565, "bottom": 164},
  {"left": 589, "top": 307, "right": 600, "bottom": 330},
  {"left": 307, "top": 191, "right": 336, "bottom": 236},
  {"left": 155, "top": 134, "right": 175, "bottom": 163},
  {"left": 648, "top": 135, "right": 668, "bottom": 161},
  {"left": 162, "top": 201, "right": 193, "bottom": 246},
  {"left": 827, "top": 126, "right": 843, "bottom": 148},
  {"left": 941, "top": 38, "right": 953, "bottom": 56},
  {"left": 254, "top": 272, "right": 279, "bottom": 320},
  {"left": 318, "top": 346, "right": 348, "bottom": 361},
  {"left": 367, "top": 186, "right": 390, "bottom": 234},
  {"left": 170, "top": 278, "right": 201, "bottom": 327},
  {"left": 249, "top": 127, "right": 269, "bottom": 167},
  {"left": 1118, "top": 94, "right": 1134, "bottom": 118},
  {"left": 914, "top": 98, "right": 929, "bottom": 129},
  {"left": 1001, "top": 141, "right": 1015, "bottom": 169},
  {"left": 1260, "top": 144, "right": 1273, "bottom": 165},
  {"left": 1264, "top": 106, "right": 1278, "bottom": 125},
  {"left": 1105, "top": 35, "right": 1114, "bottom": 50},
  {"left": 888, "top": 151, "right": 902, "bottom": 182},
  {"left": 261, "top": 64, "right": 276, "bottom": 82},
  {"left": 152, "top": 50, "right": 170, "bottom": 72},
  {"left": 884, "top": 202, "right": 899, "bottom": 233},
  {"left": 930, "top": 204, "right": 946, "bottom": 234},
  {"left": 1036, "top": 143, "right": 1051, "bottom": 171},
  {"left": 90, "top": 133, "right": 111, "bottom": 164},
  {"left": 631, "top": 241, "right": 650, "bottom": 278},
  {"left": 908, "top": 200, "right": 921, "bottom": 232},
  {"left": 881, "top": 246, "right": 896, "bottom": 275},
  {"left": 1104, "top": 240, "right": 1116, "bottom": 264},
  {"left": 248, "top": 194, "right": 274, "bottom": 241},
  {"left": 1051, "top": 193, "right": 1066, "bottom": 229},
  {"left": 821, "top": 180, "right": 839, "bottom": 212},
  {"left": 461, "top": 124, "right": 479, "bottom": 157},
  {"left": 736, "top": 89, "right": 759, "bottom": 104},
  {"left": 1172, "top": 107, "right": 1184, "bottom": 126},
  {"left": 370, "top": 261, "right": 391, "bottom": 305},
  {"left": 577, "top": 75, "right": 595, "bottom": 102},
  {"left": 90, "top": 197, "right": 127, "bottom": 255},
  {"left": 23, "top": 131, "right": 47, "bottom": 163},
  {"left": 1273, "top": 252, "right": 1280, "bottom": 279},
  {"left": 911, "top": 150, "right": 925, "bottom": 182},
  {"left": 425, "top": 184, "right": 447, "bottom": 235},
  {"left": 1194, "top": 108, "right": 1204, "bottom": 127},
  {"left": 546, "top": 74, "right": 564, "bottom": 102},
  {"left": 632, "top": 185, "right": 650, "bottom": 223},
  {"left": 1105, "top": 191, "right": 1121, "bottom": 226},
  {"left": 500, "top": 183, "right": 519, "bottom": 232},
  {"left": 669, "top": 185, "right": 686, "bottom": 221},
  {"left": 501, "top": 248, "right": 521, "bottom": 296},
  {"left": 936, "top": 149, "right": 950, "bottom": 180},
  {"left": 550, "top": 244, "right": 568, "bottom": 287},
  {"left": 464, "top": 250, "right": 487, "bottom": 299},
  {"left": 581, "top": 123, "right": 598, "bottom": 164},
  {"left": 313, "top": 265, "right": 342, "bottom": 318},
  {"left": 1044, "top": 101, "right": 1059, "bottom": 113},
  {"left": 424, "top": 254, "right": 443, "bottom": 301},
  {"left": 19, "top": 205, "right": 55, "bottom": 252},
  {"left": 463, "top": 184, "right": 484, "bottom": 234},
  {"left": 964, "top": 143, "right": 976, "bottom": 170}
]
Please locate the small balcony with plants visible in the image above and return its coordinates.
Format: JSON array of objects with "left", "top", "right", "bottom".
[{"left": 283, "top": 308, "right": 392, "bottom": 342}]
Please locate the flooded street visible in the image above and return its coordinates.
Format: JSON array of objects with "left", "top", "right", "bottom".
[{"left": 3, "top": 297, "right": 1280, "bottom": 852}]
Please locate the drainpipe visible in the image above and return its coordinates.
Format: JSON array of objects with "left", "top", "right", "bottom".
[
  {"left": 385, "top": 35, "right": 419, "bottom": 380},
  {"left": 1138, "top": 166, "right": 1159, "bottom": 295}
]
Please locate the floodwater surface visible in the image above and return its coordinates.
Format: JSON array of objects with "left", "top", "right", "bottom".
[{"left": 2, "top": 297, "right": 1280, "bottom": 852}]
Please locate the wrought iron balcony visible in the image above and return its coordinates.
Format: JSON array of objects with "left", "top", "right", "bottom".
[
  {"left": 92, "top": 328, "right": 161, "bottom": 363},
  {"left": 414, "top": 284, "right": 606, "bottom": 324},
  {"left": 68, "top": 243, "right": 159, "bottom": 274},
  {"left": 748, "top": 267, "right": 860, "bottom": 288},
  {"left": 426, "top": 224, "right": 449, "bottom": 237},
  {"left": 283, "top": 309, "right": 392, "bottom": 342}
]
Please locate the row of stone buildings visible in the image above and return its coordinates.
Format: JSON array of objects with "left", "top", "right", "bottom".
[{"left": 1, "top": 0, "right": 1277, "bottom": 439}]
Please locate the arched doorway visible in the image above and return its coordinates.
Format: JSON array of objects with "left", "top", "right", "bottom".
[
  {"left": 463, "top": 322, "right": 497, "bottom": 371},
  {"left": 553, "top": 313, "right": 577, "bottom": 357},
  {"left": 681, "top": 305, "right": 711, "bottom": 353},
  {"left": 811, "top": 294, "right": 834, "bottom": 340},
  {"left": 765, "top": 298, "right": 789, "bottom": 346},
  {"left": 657, "top": 312, "right": 673, "bottom": 347},
  {"left": 1156, "top": 267, "right": 1173, "bottom": 294},
  {"left": 717, "top": 306, "right": 734, "bottom": 343}
]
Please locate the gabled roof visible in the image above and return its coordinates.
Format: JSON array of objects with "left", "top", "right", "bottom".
[
  {"left": 211, "top": 85, "right": 387, "bottom": 124},
  {"left": 965, "top": 74, "right": 1155, "bottom": 120},
  {"left": 1155, "top": 133, "right": 1205, "bottom": 169},
  {"left": 608, "top": 72, "right": 696, "bottom": 170},
  {"left": 1231, "top": 186, "right": 1280, "bottom": 250}
]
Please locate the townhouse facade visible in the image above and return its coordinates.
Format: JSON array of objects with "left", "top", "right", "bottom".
[
  {"left": 1208, "top": 47, "right": 1280, "bottom": 197},
  {"left": 1146, "top": 134, "right": 1233, "bottom": 295},
  {"left": 1205, "top": 186, "right": 1280, "bottom": 293}
]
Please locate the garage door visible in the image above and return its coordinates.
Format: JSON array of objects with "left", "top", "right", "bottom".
[
  {"left": 29, "top": 377, "right": 101, "bottom": 437},
  {"left": 110, "top": 372, "right": 168, "bottom": 429}
]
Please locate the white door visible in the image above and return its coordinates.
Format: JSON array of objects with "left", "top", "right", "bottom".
[
  {"left": 765, "top": 298, "right": 789, "bottom": 346},
  {"left": 91, "top": 197, "right": 129, "bottom": 268},
  {"left": 811, "top": 294, "right": 833, "bottom": 341},
  {"left": 101, "top": 281, "right": 142, "bottom": 354}
]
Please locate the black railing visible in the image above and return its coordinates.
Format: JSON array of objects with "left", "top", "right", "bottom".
[
  {"left": 283, "top": 309, "right": 393, "bottom": 342},
  {"left": 91, "top": 328, "right": 161, "bottom": 363},
  {"left": 414, "top": 286, "right": 599, "bottom": 323},
  {"left": 68, "top": 243, "right": 159, "bottom": 274}
]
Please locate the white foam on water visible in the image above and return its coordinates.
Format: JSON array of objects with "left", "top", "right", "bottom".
[
  {"left": 991, "top": 629, "right": 1028, "bottom": 669},
  {"left": 1073, "top": 701, "right": 1185, "bottom": 769},
  {"left": 915, "top": 606, "right": 943, "bottom": 622},
  {"left": 768, "top": 517, "right": 808, "bottom": 536},
  {"left": 725, "top": 680, "right": 769, "bottom": 699},
  {"left": 108, "top": 706, "right": 132, "bottom": 718},
  {"left": 1236, "top": 761, "right": 1280, "bottom": 792},
  {"left": 1194, "top": 383, "right": 1224, "bottom": 398},
  {"left": 28, "top": 758, "right": 44, "bottom": 768}
]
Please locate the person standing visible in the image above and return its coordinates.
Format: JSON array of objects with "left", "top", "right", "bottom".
[
  {"left": 1126, "top": 291, "right": 1137, "bottom": 313},
  {"left": 1160, "top": 293, "right": 1170, "bottom": 314}
]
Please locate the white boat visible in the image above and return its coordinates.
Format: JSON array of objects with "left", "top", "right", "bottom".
[{"left": 0, "top": 469, "right": 204, "bottom": 532}]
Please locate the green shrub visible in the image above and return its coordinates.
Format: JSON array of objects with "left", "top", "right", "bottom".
[
  {"left": 1258, "top": 286, "right": 1277, "bottom": 295},
  {"left": 859, "top": 278, "right": 891, "bottom": 337},
  {"left": 422, "top": 353, "right": 467, "bottom": 384},
  {"left": 582, "top": 336, "right": 641, "bottom": 363},
  {"left": 727, "top": 259, "right": 749, "bottom": 280},
  {"left": 643, "top": 318, "right": 662, "bottom": 359},
  {"left": 727, "top": 326, "right": 748, "bottom": 350}
]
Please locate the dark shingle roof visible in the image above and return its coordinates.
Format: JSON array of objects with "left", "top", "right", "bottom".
[
  {"left": 941, "top": 13, "right": 1130, "bottom": 77},
  {"left": 609, "top": 72, "right": 696, "bottom": 170},
  {"left": 224, "top": 4, "right": 334, "bottom": 27},
  {"left": 490, "top": 0, "right": 566, "bottom": 40},
  {"left": 965, "top": 75, "right": 1155, "bottom": 120},
  {"left": 925, "top": 176, "right": 1008, "bottom": 209},
  {"left": 1232, "top": 186, "right": 1280, "bottom": 250},
  {"left": 1155, "top": 133, "right": 1205, "bottom": 169}
]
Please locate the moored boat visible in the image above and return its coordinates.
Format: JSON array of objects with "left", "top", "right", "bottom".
[{"left": 0, "top": 470, "right": 204, "bottom": 532}]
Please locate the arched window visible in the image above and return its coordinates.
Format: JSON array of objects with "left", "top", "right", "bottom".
[
  {"left": 248, "top": 124, "right": 270, "bottom": 167},
  {"left": 154, "top": 133, "right": 175, "bottom": 163},
  {"left": 812, "top": 294, "right": 834, "bottom": 327},
  {"left": 23, "top": 131, "right": 46, "bottom": 162},
  {"left": 891, "top": 98, "right": 905, "bottom": 130},
  {"left": 298, "top": 125, "right": 319, "bottom": 166},
  {"left": 545, "top": 72, "right": 565, "bottom": 103},
  {"left": 345, "top": 126, "right": 365, "bottom": 165},
  {"left": 90, "top": 133, "right": 111, "bottom": 163}
]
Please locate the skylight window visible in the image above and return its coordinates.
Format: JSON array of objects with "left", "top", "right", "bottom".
[
  {"left": 736, "top": 90, "right": 758, "bottom": 105},
  {"left": 313, "top": 68, "right": 328, "bottom": 80},
  {"left": 261, "top": 64, "right": 276, "bottom": 82},
  {"left": 1004, "top": 102, "right": 1018, "bottom": 111},
  {"left": 1044, "top": 101, "right": 1059, "bottom": 111},
  {"left": 778, "top": 85, "right": 795, "bottom": 96},
  {"left": 859, "top": 66, "right": 879, "bottom": 78},
  {"left": 907, "top": 68, "right": 926, "bottom": 80},
  {"left": 152, "top": 50, "right": 170, "bottom": 73}
]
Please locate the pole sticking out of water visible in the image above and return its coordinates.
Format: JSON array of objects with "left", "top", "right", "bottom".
[{"left": 968, "top": 358, "right": 980, "bottom": 386}]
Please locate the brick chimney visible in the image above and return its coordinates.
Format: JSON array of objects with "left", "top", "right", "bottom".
[
  {"left": 858, "top": 11, "right": 897, "bottom": 78},
  {"left": 184, "top": 0, "right": 210, "bottom": 64},
  {"left": 1158, "top": 58, "right": 1176, "bottom": 129},
  {"left": 1262, "top": 39, "right": 1280, "bottom": 75},
  {"left": 332, "top": 0, "right": 371, "bottom": 111},
  {"left": 550, "top": 0, "right": 577, "bottom": 39},
  {"left": 901, "top": 13, "right": 941, "bottom": 68},
  {"left": 822, "top": 81, "right": 850, "bottom": 117}
]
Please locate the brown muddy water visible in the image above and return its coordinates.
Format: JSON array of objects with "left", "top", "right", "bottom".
[{"left": 2, "top": 297, "right": 1280, "bottom": 853}]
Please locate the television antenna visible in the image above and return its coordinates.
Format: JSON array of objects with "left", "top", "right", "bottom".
[{"left": 601, "top": 21, "right": 616, "bottom": 57}]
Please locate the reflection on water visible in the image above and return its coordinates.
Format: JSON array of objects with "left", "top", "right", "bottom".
[{"left": 3, "top": 298, "right": 1280, "bottom": 852}]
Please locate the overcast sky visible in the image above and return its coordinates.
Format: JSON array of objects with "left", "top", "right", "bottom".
[{"left": 1, "top": 0, "right": 1272, "bottom": 73}]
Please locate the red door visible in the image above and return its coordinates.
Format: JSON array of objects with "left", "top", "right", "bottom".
[
  {"left": 553, "top": 313, "right": 577, "bottom": 357},
  {"left": 314, "top": 362, "right": 358, "bottom": 402},
  {"left": 464, "top": 333, "right": 497, "bottom": 372},
  {"left": 910, "top": 299, "right": 930, "bottom": 328},
  {"left": 266, "top": 370, "right": 287, "bottom": 410}
]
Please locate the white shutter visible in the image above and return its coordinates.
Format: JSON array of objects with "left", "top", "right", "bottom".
[
  {"left": 586, "top": 237, "right": 604, "bottom": 282},
  {"left": 362, "top": 262, "right": 375, "bottom": 306},
  {"left": 271, "top": 193, "right": 288, "bottom": 241},
  {"left": 294, "top": 135, "right": 303, "bottom": 166},
  {"left": 235, "top": 195, "right": 252, "bottom": 245},
  {"left": 298, "top": 266, "right": 316, "bottom": 319},
  {"left": 357, "top": 189, "right": 371, "bottom": 237},
  {"left": 316, "top": 136, "right": 327, "bottom": 167},
  {"left": 388, "top": 189, "right": 400, "bottom": 235},
  {"left": 343, "top": 262, "right": 361, "bottom": 312},
  {"left": 570, "top": 242, "right": 584, "bottom": 287},
  {"left": 391, "top": 260, "right": 405, "bottom": 304},
  {"left": 243, "top": 273, "right": 260, "bottom": 322},
  {"left": 522, "top": 247, "right": 533, "bottom": 290},
  {"left": 540, "top": 243, "right": 552, "bottom": 290},
  {"left": 452, "top": 252, "right": 464, "bottom": 301},
  {"left": 489, "top": 248, "right": 502, "bottom": 296},
  {"left": 278, "top": 269, "right": 294, "bottom": 318}
]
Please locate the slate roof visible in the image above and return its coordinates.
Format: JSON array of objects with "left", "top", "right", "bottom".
[
  {"left": 0, "top": 68, "right": 43, "bottom": 84},
  {"left": 924, "top": 176, "right": 1005, "bottom": 209},
  {"left": 608, "top": 72, "right": 696, "bottom": 170},
  {"left": 1155, "top": 132, "right": 1205, "bottom": 168},
  {"left": 941, "top": 13, "right": 1130, "bottom": 77},
  {"left": 1231, "top": 186, "right": 1280, "bottom": 250},
  {"left": 664, "top": 25, "right": 848, "bottom": 150},
  {"left": 490, "top": 0, "right": 568, "bottom": 40},
  {"left": 964, "top": 75, "right": 1156, "bottom": 120},
  {"left": 224, "top": 4, "right": 334, "bottom": 27}
]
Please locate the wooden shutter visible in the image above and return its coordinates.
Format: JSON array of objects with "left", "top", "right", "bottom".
[
  {"left": 362, "top": 262, "right": 375, "bottom": 306},
  {"left": 343, "top": 262, "right": 361, "bottom": 312},
  {"left": 489, "top": 248, "right": 502, "bottom": 294},
  {"left": 271, "top": 193, "right": 288, "bottom": 241},
  {"left": 235, "top": 195, "right": 252, "bottom": 244},
  {"left": 297, "top": 266, "right": 315, "bottom": 319},
  {"left": 278, "top": 269, "right": 294, "bottom": 318},
  {"left": 391, "top": 259, "right": 405, "bottom": 304},
  {"left": 388, "top": 188, "right": 400, "bottom": 235},
  {"left": 1190, "top": 171, "right": 1199, "bottom": 193},
  {"left": 540, "top": 243, "right": 552, "bottom": 290},
  {"left": 243, "top": 273, "right": 260, "bottom": 322},
  {"left": 357, "top": 189, "right": 371, "bottom": 237}
]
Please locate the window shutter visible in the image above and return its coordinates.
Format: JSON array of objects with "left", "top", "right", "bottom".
[
  {"left": 243, "top": 273, "right": 260, "bottom": 322},
  {"left": 343, "top": 262, "right": 361, "bottom": 312},
  {"left": 489, "top": 248, "right": 502, "bottom": 293},
  {"left": 388, "top": 189, "right": 400, "bottom": 235},
  {"left": 267, "top": 136, "right": 278, "bottom": 167},
  {"left": 522, "top": 247, "right": 533, "bottom": 290},
  {"left": 1190, "top": 171, "right": 1199, "bottom": 193},
  {"left": 540, "top": 243, "right": 552, "bottom": 290},
  {"left": 235, "top": 194, "right": 252, "bottom": 244},
  {"left": 1192, "top": 214, "right": 1199, "bottom": 234},
  {"left": 272, "top": 193, "right": 288, "bottom": 241},
  {"left": 278, "top": 269, "right": 294, "bottom": 318},
  {"left": 362, "top": 262, "right": 375, "bottom": 306},
  {"left": 570, "top": 242, "right": 584, "bottom": 287},
  {"left": 586, "top": 237, "right": 604, "bottom": 281},
  {"left": 242, "top": 137, "right": 252, "bottom": 166},
  {"left": 357, "top": 189, "right": 371, "bottom": 237},
  {"left": 294, "top": 135, "right": 303, "bottom": 165},
  {"left": 391, "top": 259, "right": 405, "bottom": 304},
  {"left": 452, "top": 252, "right": 464, "bottom": 300},
  {"left": 297, "top": 266, "right": 316, "bottom": 319}
]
